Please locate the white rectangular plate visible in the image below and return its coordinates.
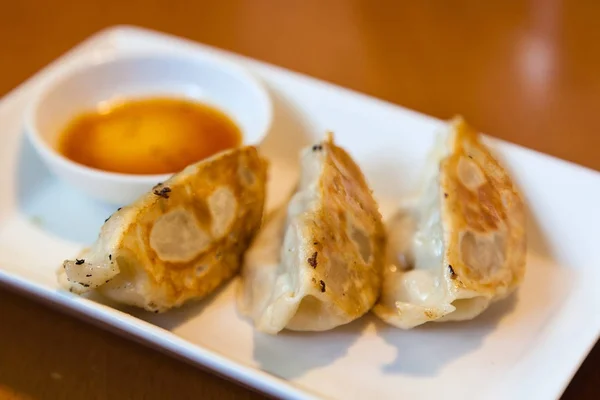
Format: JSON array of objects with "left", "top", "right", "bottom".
[{"left": 1, "top": 26, "right": 599, "bottom": 400}]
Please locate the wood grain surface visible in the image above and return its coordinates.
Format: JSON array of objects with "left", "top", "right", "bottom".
[{"left": 0, "top": 1, "right": 598, "bottom": 399}]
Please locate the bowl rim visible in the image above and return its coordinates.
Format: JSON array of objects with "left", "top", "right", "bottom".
[{"left": 23, "top": 49, "right": 274, "bottom": 184}]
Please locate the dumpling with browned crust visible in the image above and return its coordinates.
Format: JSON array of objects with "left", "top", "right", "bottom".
[
  {"left": 238, "top": 133, "right": 386, "bottom": 334},
  {"left": 57, "top": 146, "right": 268, "bottom": 313},
  {"left": 373, "top": 117, "right": 527, "bottom": 329}
]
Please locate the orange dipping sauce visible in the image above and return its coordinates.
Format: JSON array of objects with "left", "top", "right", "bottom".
[{"left": 58, "top": 97, "right": 242, "bottom": 175}]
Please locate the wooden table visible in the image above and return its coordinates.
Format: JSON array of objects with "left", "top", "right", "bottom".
[{"left": 0, "top": 1, "right": 598, "bottom": 399}]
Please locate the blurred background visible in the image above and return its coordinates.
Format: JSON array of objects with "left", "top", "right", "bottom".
[{"left": 0, "top": 1, "right": 598, "bottom": 399}]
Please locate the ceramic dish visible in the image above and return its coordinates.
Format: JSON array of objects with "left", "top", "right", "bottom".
[
  {"left": 0, "top": 26, "right": 598, "bottom": 400},
  {"left": 24, "top": 51, "right": 272, "bottom": 204}
]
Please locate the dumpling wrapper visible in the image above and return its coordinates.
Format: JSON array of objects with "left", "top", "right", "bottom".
[
  {"left": 58, "top": 146, "right": 268, "bottom": 313},
  {"left": 238, "top": 133, "right": 386, "bottom": 334},
  {"left": 373, "top": 117, "right": 527, "bottom": 329}
]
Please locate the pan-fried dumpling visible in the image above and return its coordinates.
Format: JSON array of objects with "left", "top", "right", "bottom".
[
  {"left": 238, "top": 133, "right": 385, "bottom": 334},
  {"left": 57, "top": 146, "right": 268, "bottom": 313},
  {"left": 373, "top": 117, "right": 526, "bottom": 329}
]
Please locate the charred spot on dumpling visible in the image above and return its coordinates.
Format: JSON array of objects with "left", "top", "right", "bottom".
[
  {"left": 312, "top": 144, "right": 323, "bottom": 152},
  {"left": 208, "top": 186, "right": 237, "bottom": 239},
  {"left": 459, "top": 230, "right": 506, "bottom": 281},
  {"left": 149, "top": 208, "right": 210, "bottom": 263},
  {"left": 448, "top": 264, "right": 457, "bottom": 278},
  {"left": 457, "top": 156, "right": 486, "bottom": 191},
  {"left": 153, "top": 185, "right": 172, "bottom": 199},
  {"left": 319, "top": 280, "right": 326, "bottom": 292},
  {"left": 307, "top": 252, "right": 318, "bottom": 268}
]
